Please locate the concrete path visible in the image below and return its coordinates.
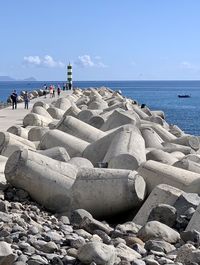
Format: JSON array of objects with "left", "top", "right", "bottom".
[{"left": 0, "top": 90, "right": 72, "bottom": 132}]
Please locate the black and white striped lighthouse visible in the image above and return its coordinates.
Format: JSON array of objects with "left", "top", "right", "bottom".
[{"left": 67, "top": 63, "right": 72, "bottom": 90}]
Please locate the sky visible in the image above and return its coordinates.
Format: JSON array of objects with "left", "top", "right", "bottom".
[{"left": 1, "top": 0, "right": 200, "bottom": 81}]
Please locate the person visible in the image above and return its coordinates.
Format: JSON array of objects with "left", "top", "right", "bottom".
[
  {"left": 10, "top": 90, "right": 18, "bottom": 109},
  {"left": 62, "top": 83, "right": 66, "bottom": 91},
  {"left": 24, "top": 91, "right": 30, "bottom": 109},
  {"left": 53, "top": 86, "right": 55, "bottom": 97},
  {"left": 49, "top": 85, "right": 53, "bottom": 98},
  {"left": 57, "top": 85, "right": 61, "bottom": 97}
]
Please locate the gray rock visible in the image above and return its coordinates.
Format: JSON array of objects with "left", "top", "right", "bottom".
[
  {"left": 115, "top": 222, "right": 142, "bottom": 235},
  {"left": 144, "top": 240, "right": 176, "bottom": 253},
  {"left": 180, "top": 230, "right": 200, "bottom": 244},
  {"left": 175, "top": 243, "right": 200, "bottom": 264},
  {"left": 145, "top": 259, "right": 159, "bottom": 265},
  {"left": 27, "top": 254, "right": 48, "bottom": 264},
  {"left": 77, "top": 242, "right": 116, "bottom": 265},
  {"left": 148, "top": 204, "right": 177, "bottom": 227},
  {"left": 74, "top": 229, "right": 92, "bottom": 239},
  {"left": 132, "top": 260, "right": 146, "bottom": 265},
  {"left": 93, "top": 230, "right": 111, "bottom": 244},
  {"left": 80, "top": 216, "right": 113, "bottom": 235},
  {"left": 70, "top": 209, "right": 93, "bottom": 227},
  {"left": 132, "top": 243, "right": 147, "bottom": 256},
  {"left": 115, "top": 243, "right": 141, "bottom": 262},
  {"left": 0, "top": 241, "right": 15, "bottom": 264},
  {"left": 137, "top": 221, "right": 180, "bottom": 243},
  {"left": 174, "top": 193, "right": 200, "bottom": 217}
]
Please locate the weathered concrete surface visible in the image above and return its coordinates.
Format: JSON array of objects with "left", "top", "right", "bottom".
[
  {"left": 37, "top": 147, "right": 70, "bottom": 162},
  {"left": 39, "top": 129, "right": 89, "bottom": 157},
  {"left": 5, "top": 148, "right": 78, "bottom": 212},
  {"left": 146, "top": 149, "right": 178, "bottom": 165},
  {"left": 103, "top": 125, "right": 146, "bottom": 170},
  {"left": 133, "top": 184, "right": 183, "bottom": 226},
  {"left": 0, "top": 131, "right": 36, "bottom": 157},
  {"left": 71, "top": 167, "right": 146, "bottom": 217},
  {"left": 56, "top": 116, "right": 106, "bottom": 143},
  {"left": 23, "top": 113, "right": 53, "bottom": 127},
  {"left": 138, "top": 160, "right": 200, "bottom": 194},
  {"left": 7, "top": 125, "right": 29, "bottom": 139}
]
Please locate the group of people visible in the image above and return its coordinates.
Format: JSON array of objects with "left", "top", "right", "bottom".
[
  {"left": 43, "top": 84, "right": 61, "bottom": 98},
  {"left": 10, "top": 90, "right": 30, "bottom": 110}
]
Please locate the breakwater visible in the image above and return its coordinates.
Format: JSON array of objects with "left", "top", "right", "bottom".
[{"left": 0, "top": 87, "right": 200, "bottom": 264}]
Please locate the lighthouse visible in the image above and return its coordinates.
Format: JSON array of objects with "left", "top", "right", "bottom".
[{"left": 67, "top": 63, "right": 72, "bottom": 90}]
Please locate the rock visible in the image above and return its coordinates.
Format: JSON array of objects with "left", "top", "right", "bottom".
[
  {"left": 69, "top": 209, "right": 93, "bottom": 227},
  {"left": 116, "top": 222, "right": 142, "bottom": 235},
  {"left": 115, "top": 243, "right": 141, "bottom": 261},
  {"left": 132, "top": 260, "right": 146, "bottom": 265},
  {"left": 175, "top": 243, "right": 200, "bottom": 264},
  {"left": 144, "top": 240, "right": 176, "bottom": 253},
  {"left": 133, "top": 184, "right": 183, "bottom": 226},
  {"left": 0, "top": 241, "right": 15, "bottom": 264},
  {"left": 180, "top": 230, "right": 200, "bottom": 244},
  {"left": 77, "top": 242, "right": 116, "bottom": 265},
  {"left": 148, "top": 204, "right": 177, "bottom": 227},
  {"left": 137, "top": 221, "right": 180, "bottom": 243},
  {"left": 80, "top": 216, "right": 113, "bottom": 235}
]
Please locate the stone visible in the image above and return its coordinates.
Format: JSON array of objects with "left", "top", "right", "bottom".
[
  {"left": 70, "top": 209, "right": 93, "bottom": 227},
  {"left": 175, "top": 243, "right": 200, "bottom": 265},
  {"left": 0, "top": 241, "right": 15, "bottom": 264},
  {"left": 137, "top": 221, "right": 180, "bottom": 243},
  {"left": 180, "top": 230, "right": 200, "bottom": 244},
  {"left": 115, "top": 243, "right": 141, "bottom": 261},
  {"left": 77, "top": 242, "right": 116, "bottom": 265},
  {"left": 80, "top": 216, "right": 113, "bottom": 235},
  {"left": 144, "top": 239, "right": 176, "bottom": 253},
  {"left": 133, "top": 184, "right": 183, "bottom": 226},
  {"left": 148, "top": 204, "right": 177, "bottom": 227}
]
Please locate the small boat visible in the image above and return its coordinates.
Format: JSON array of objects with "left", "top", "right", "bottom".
[{"left": 178, "top": 94, "right": 191, "bottom": 98}]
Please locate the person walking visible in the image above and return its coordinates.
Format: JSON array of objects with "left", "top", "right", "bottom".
[
  {"left": 57, "top": 85, "right": 61, "bottom": 97},
  {"left": 10, "top": 90, "right": 18, "bottom": 109},
  {"left": 24, "top": 91, "right": 30, "bottom": 109}
]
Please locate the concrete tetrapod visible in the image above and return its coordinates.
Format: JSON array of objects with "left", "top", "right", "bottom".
[
  {"left": 54, "top": 97, "right": 72, "bottom": 111},
  {"left": 56, "top": 116, "right": 106, "bottom": 143},
  {"left": 28, "top": 127, "right": 49, "bottom": 141},
  {"left": 63, "top": 103, "right": 81, "bottom": 118},
  {"left": 37, "top": 147, "right": 70, "bottom": 162},
  {"left": 138, "top": 160, "right": 200, "bottom": 194},
  {"left": 146, "top": 149, "right": 178, "bottom": 165},
  {"left": 170, "top": 135, "right": 200, "bottom": 151},
  {"left": 23, "top": 113, "right": 53, "bottom": 127},
  {"left": 173, "top": 158, "right": 200, "bottom": 174},
  {"left": 83, "top": 125, "right": 133, "bottom": 166},
  {"left": 100, "top": 109, "right": 139, "bottom": 132},
  {"left": 103, "top": 125, "right": 146, "bottom": 170},
  {"left": 5, "top": 149, "right": 78, "bottom": 212},
  {"left": 7, "top": 125, "right": 29, "bottom": 139},
  {"left": 39, "top": 129, "right": 89, "bottom": 157},
  {"left": 32, "top": 106, "right": 53, "bottom": 120},
  {"left": 47, "top": 107, "right": 65, "bottom": 120},
  {"left": 140, "top": 127, "right": 163, "bottom": 149},
  {"left": 0, "top": 132, "right": 36, "bottom": 157},
  {"left": 71, "top": 167, "right": 146, "bottom": 217},
  {"left": 33, "top": 101, "right": 49, "bottom": 110}
]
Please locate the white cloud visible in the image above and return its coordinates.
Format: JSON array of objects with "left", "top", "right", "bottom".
[
  {"left": 74, "top": 54, "right": 107, "bottom": 68},
  {"left": 180, "top": 61, "right": 197, "bottom": 70},
  {"left": 23, "top": 55, "right": 65, "bottom": 68}
]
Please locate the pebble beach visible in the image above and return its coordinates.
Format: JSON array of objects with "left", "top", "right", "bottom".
[{"left": 1, "top": 87, "right": 200, "bottom": 265}]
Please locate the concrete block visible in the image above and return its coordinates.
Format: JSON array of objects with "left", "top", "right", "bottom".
[
  {"left": 146, "top": 149, "right": 178, "bottom": 165},
  {"left": 23, "top": 113, "right": 53, "bottom": 127},
  {"left": 133, "top": 184, "right": 183, "bottom": 226},
  {"left": 39, "top": 129, "right": 89, "bottom": 157},
  {"left": 56, "top": 116, "right": 106, "bottom": 143},
  {"left": 138, "top": 160, "right": 200, "bottom": 194},
  {"left": 7, "top": 125, "right": 29, "bottom": 139}
]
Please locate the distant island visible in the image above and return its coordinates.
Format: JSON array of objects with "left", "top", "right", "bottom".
[{"left": 0, "top": 76, "right": 37, "bottom": 81}]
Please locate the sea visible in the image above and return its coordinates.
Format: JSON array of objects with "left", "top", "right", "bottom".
[{"left": 0, "top": 80, "right": 200, "bottom": 136}]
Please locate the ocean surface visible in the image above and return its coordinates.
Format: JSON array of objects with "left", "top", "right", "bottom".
[{"left": 0, "top": 80, "right": 200, "bottom": 136}]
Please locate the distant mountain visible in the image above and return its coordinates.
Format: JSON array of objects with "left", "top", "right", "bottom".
[
  {"left": 23, "top": 77, "right": 37, "bottom": 81},
  {"left": 0, "top": 76, "right": 16, "bottom": 81},
  {"left": 0, "top": 76, "right": 37, "bottom": 81}
]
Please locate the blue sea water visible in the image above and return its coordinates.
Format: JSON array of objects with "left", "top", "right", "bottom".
[{"left": 0, "top": 80, "right": 200, "bottom": 136}]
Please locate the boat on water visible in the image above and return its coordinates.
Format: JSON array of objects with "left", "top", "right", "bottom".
[{"left": 178, "top": 94, "right": 191, "bottom": 98}]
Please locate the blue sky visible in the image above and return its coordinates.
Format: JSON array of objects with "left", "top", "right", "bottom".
[{"left": 1, "top": 0, "right": 200, "bottom": 81}]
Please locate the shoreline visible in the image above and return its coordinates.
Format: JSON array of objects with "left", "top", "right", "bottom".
[{"left": 0, "top": 87, "right": 200, "bottom": 264}]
